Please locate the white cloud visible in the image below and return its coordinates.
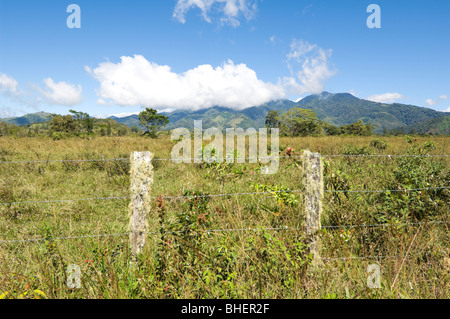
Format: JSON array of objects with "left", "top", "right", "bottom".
[
  {"left": 173, "top": 0, "right": 258, "bottom": 27},
  {"left": 96, "top": 112, "right": 140, "bottom": 119},
  {"left": 87, "top": 55, "right": 285, "bottom": 111},
  {"left": 38, "top": 78, "right": 83, "bottom": 106},
  {"left": 366, "top": 93, "right": 404, "bottom": 104},
  {"left": 0, "top": 73, "right": 20, "bottom": 96},
  {"left": 283, "top": 39, "right": 336, "bottom": 95},
  {"left": 443, "top": 106, "right": 450, "bottom": 112},
  {"left": 426, "top": 94, "right": 448, "bottom": 106},
  {"left": 0, "top": 73, "right": 83, "bottom": 108},
  {"left": 349, "top": 89, "right": 358, "bottom": 97},
  {"left": 0, "top": 107, "right": 16, "bottom": 118}
]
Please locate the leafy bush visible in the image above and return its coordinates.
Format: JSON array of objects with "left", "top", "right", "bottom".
[
  {"left": 377, "top": 138, "right": 449, "bottom": 221},
  {"left": 342, "top": 144, "right": 373, "bottom": 155},
  {"left": 370, "top": 138, "right": 389, "bottom": 150}
]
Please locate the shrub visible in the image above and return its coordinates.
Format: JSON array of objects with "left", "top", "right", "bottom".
[
  {"left": 370, "top": 138, "right": 389, "bottom": 150},
  {"left": 342, "top": 144, "right": 373, "bottom": 155}
]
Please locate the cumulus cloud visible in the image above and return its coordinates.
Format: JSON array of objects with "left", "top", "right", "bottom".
[
  {"left": 0, "top": 73, "right": 20, "bottom": 96},
  {"left": 283, "top": 39, "right": 336, "bottom": 95},
  {"left": 173, "top": 0, "right": 258, "bottom": 27},
  {"left": 87, "top": 40, "right": 336, "bottom": 111},
  {"left": 425, "top": 94, "right": 448, "bottom": 106},
  {"left": 86, "top": 55, "right": 285, "bottom": 111},
  {"left": 37, "top": 78, "right": 83, "bottom": 106},
  {"left": 443, "top": 106, "right": 450, "bottom": 112},
  {"left": 366, "top": 93, "right": 404, "bottom": 104}
]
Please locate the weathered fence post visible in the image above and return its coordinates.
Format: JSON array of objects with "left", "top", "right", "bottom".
[
  {"left": 129, "top": 151, "right": 154, "bottom": 259},
  {"left": 302, "top": 150, "right": 323, "bottom": 267}
]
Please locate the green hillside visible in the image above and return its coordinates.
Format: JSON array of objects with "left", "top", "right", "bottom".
[
  {"left": 1, "top": 93, "right": 447, "bottom": 135},
  {"left": 154, "top": 93, "right": 446, "bottom": 134},
  {"left": 294, "top": 92, "right": 444, "bottom": 132},
  {"left": 0, "top": 112, "right": 52, "bottom": 126},
  {"left": 402, "top": 114, "right": 450, "bottom": 135}
]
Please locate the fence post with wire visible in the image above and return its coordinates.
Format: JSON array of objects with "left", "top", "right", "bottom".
[
  {"left": 129, "top": 151, "right": 154, "bottom": 259},
  {"left": 302, "top": 150, "right": 324, "bottom": 267}
]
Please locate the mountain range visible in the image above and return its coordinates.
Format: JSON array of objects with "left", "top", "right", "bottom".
[
  {"left": 1, "top": 92, "right": 449, "bottom": 134},
  {"left": 111, "top": 92, "right": 449, "bottom": 134}
]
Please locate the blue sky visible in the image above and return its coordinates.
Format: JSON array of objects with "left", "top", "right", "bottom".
[{"left": 0, "top": 0, "right": 449, "bottom": 118}]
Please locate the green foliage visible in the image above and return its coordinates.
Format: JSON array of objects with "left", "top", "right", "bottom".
[
  {"left": 342, "top": 144, "right": 373, "bottom": 155},
  {"left": 253, "top": 183, "right": 298, "bottom": 207},
  {"left": 0, "top": 122, "right": 18, "bottom": 136},
  {"left": 138, "top": 108, "right": 169, "bottom": 138},
  {"left": 370, "top": 138, "right": 389, "bottom": 150},
  {"left": 49, "top": 115, "right": 78, "bottom": 134},
  {"left": 377, "top": 138, "right": 449, "bottom": 221},
  {"left": 0, "top": 135, "right": 448, "bottom": 299},
  {"left": 279, "top": 108, "right": 321, "bottom": 136},
  {"left": 265, "top": 110, "right": 280, "bottom": 129},
  {"left": 340, "top": 120, "right": 374, "bottom": 136},
  {"left": 402, "top": 114, "right": 450, "bottom": 135},
  {"left": 322, "top": 123, "right": 341, "bottom": 136},
  {"left": 246, "top": 227, "right": 311, "bottom": 295},
  {"left": 69, "top": 109, "right": 94, "bottom": 133}
]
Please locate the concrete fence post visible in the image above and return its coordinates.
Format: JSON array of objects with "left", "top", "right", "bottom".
[
  {"left": 302, "top": 150, "right": 323, "bottom": 267},
  {"left": 129, "top": 151, "right": 154, "bottom": 259}
]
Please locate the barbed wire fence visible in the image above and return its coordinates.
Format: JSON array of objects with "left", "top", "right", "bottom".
[{"left": 0, "top": 151, "right": 448, "bottom": 262}]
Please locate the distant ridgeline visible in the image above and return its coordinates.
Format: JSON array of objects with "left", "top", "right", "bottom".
[{"left": 1, "top": 92, "right": 449, "bottom": 135}]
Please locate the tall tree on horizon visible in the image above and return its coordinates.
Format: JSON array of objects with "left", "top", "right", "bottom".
[{"left": 138, "top": 108, "right": 169, "bottom": 138}]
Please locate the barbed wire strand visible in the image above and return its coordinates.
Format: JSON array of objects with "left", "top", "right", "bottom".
[
  {"left": 321, "top": 220, "right": 449, "bottom": 230},
  {"left": 322, "top": 249, "right": 427, "bottom": 262},
  {"left": 151, "top": 154, "right": 450, "bottom": 161},
  {"left": 1, "top": 154, "right": 449, "bottom": 164},
  {"left": 0, "top": 158, "right": 129, "bottom": 164},
  {"left": 324, "top": 187, "right": 449, "bottom": 193},
  {"left": 0, "top": 196, "right": 131, "bottom": 206},
  {"left": 323, "top": 254, "right": 402, "bottom": 261},
  {"left": 2, "top": 220, "right": 447, "bottom": 245},
  {"left": 0, "top": 232, "right": 130, "bottom": 244},
  {"left": 0, "top": 226, "right": 297, "bottom": 244},
  {"left": 1, "top": 186, "right": 448, "bottom": 206}
]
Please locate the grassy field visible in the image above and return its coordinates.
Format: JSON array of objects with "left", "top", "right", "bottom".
[{"left": 0, "top": 135, "right": 448, "bottom": 299}]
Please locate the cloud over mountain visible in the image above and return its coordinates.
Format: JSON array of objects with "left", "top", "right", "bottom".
[
  {"left": 87, "top": 39, "right": 336, "bottom": 112},
  {"left": 86, "top": 55, "right": 285, "bottom": 111},
  {"left": 366, "top": 92, "right": 404, "bottom": 103}
]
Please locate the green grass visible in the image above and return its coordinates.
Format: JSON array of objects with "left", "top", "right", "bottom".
[{"left": 0, "top": 135, "right": 448, "bottom": 299}]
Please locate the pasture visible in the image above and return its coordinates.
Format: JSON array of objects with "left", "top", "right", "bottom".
[{"left": 0, "top": 135, "right": 448, "bottom": 299}]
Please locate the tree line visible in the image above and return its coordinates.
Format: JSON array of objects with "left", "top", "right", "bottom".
[
  {"left": 0, "top": 108, "right": 169, "bottom": 139},
  {"left": 265, "top": 108, "right": 374, "bottom": 136}
]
